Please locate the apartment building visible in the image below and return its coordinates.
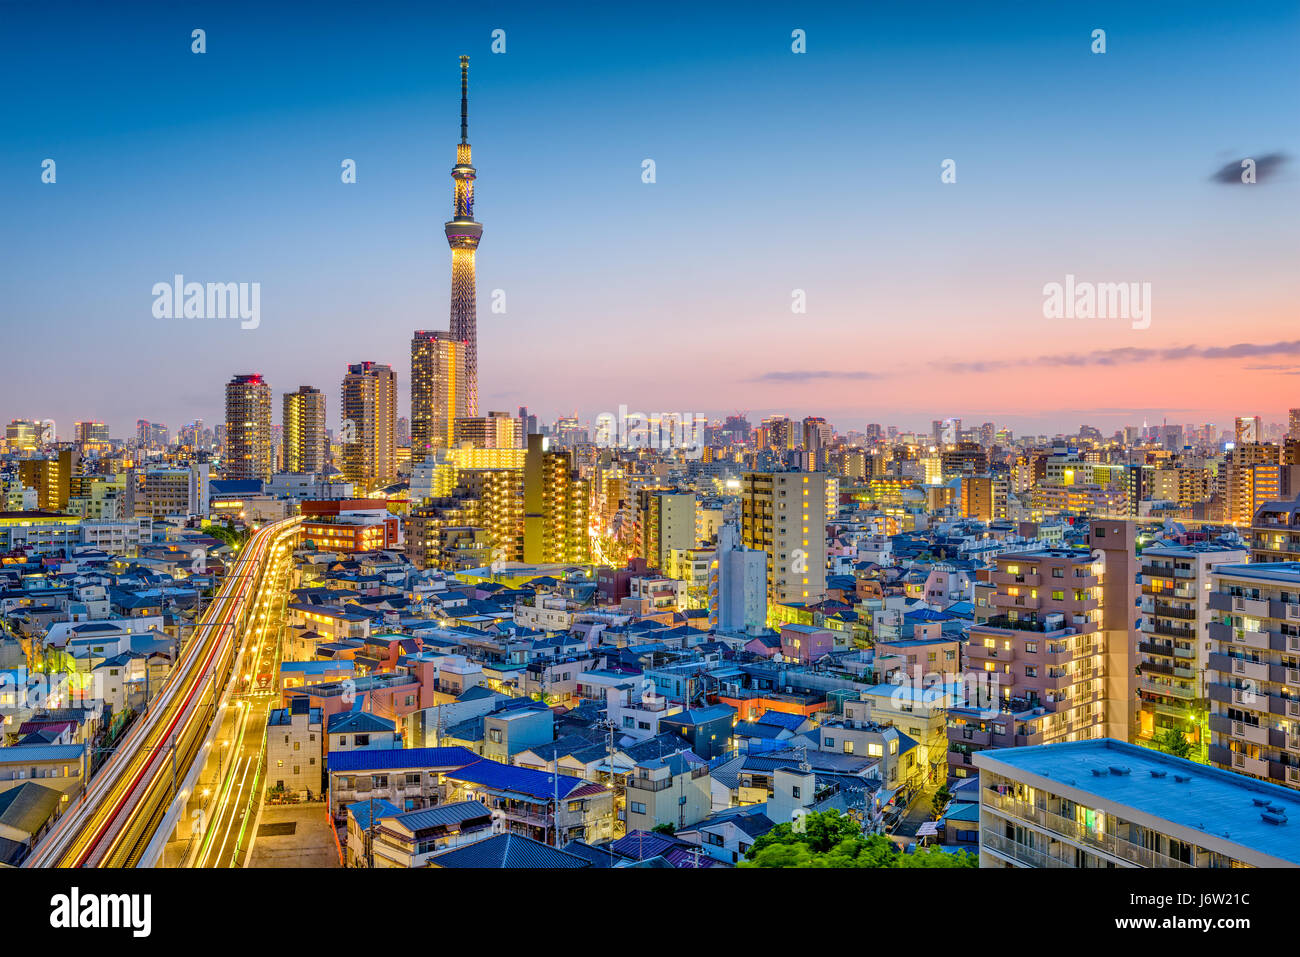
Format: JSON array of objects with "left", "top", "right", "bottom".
[
  {"left": 224, "top": 373, "right": 273, "bottom": 481},
  {"left": 1248, "top": 496, "right": 1300, "bottom": 562},
  {"left": 1135, "top": 541, "right": 1247, "bottom": 759},
  {"left": 637, "top": 489, "right": 696, "bottom": 569},
  {"left": 282, "top": 385, "right": 327, "bottom": 474},
  {"left": 975, "top": 738, "right": 1298, "bottom": 868},
  {"left": 340, "top": 362, "right": 398, "bottom": 490},
  {"left": 947, "top": 523, "right": 1136, "bottom": 780},
  {"left": 740, "top": 470, "right": 828, "bottom": 606},
  {"left": 266, "top": 698, "right": 324, "bottom": 799},
  {"left": 1206, "top": 562, "right": 1300, "bottom": 790}
]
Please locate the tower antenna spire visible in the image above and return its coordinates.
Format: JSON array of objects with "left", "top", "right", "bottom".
[{"left": 460, "top": 55, "right": 469, "bottom": 144}]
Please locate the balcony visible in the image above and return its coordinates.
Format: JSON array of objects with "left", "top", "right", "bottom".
[
  {"left": 1227, "top": 751, "right": 1270, "bottom": 778},
  {"left": 1151, "top": 622, "right": 1195, "bottom": 640},
  {"left": 1153, "top": 602, "right": 1196, "bottom": 621},
  {"left": 1138, "top": 641, "right": 1175, "bottom": 658},
  {"left": 980, "top": 829, "right": 1073, "bottom": 868},
  {"left": 1231, "top": 595, "right": 1271, "bottom": 618},
  {"left": 982, "top": 794, "right": 1191, "bottom": 868},
  {"left": 1139, "top": 677, "right": 1194, "bottom": 700}
]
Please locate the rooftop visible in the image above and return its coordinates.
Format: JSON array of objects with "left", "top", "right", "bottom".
[{"left": 975, "top": 738, "right": 1300, "bottom": 866}]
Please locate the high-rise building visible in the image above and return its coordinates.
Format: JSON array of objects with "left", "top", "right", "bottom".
[
  {"left": 340, "top": 362, "right": 397, "bottom": 489},
  {"left": 802, "top": 417, "right": 831, "bottom": 456},
  {"left": 445, "top": 55, "right": 481, "bottom": 418},
  {"left": 454, "top": 411, "right": 521, "bottom": 450},
  {"left": 224, "top": 374, "right": 273, "bottom": 481},
  {"left": 1289, "top": 408, "right": 1300, "bottom": 442},
  {"left": 637, "top": 489, "right": 696, "bottom": 570},
  {"left": 1135, "top": 541, "right": 1247, "bottom": 761},
  {"left": 1235, "top": 415, "right": 1262, "bottom": 446},
  {"left": 283, "top": 386, "right": 327, "bottom": 474},
  {"left": 740, "top": 470, "right": 827, "bottom": 606},
  {"left": 18, "top": 449, "right": 80, "bottom": 511},
  {"left": 946, "top": 522, "right": 1136, "bottom": 781},
  {"left": 411, "top": 330, "right": 466, "bottom": 461},
  {"left": 522, "top": 434, "right": 590, "bottom": 564},
  {"left": 73, "top": 421, "right": 111, "bottom": 452},
  {"left": 5, "top": 419, "right": 39, "bottom": 450},
  {"left": 1226, "top": 442, "right": 1281, "bottom": 525},
  {"left": 1207, "top": 561, "right": 1300, "bottom": 791},
  {"left": 708, "top": 523, "right": 768, "bottom": 636}
]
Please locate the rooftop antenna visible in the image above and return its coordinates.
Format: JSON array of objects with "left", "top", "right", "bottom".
[{"left": 459, "top": 55, "right": 470, "bottom": 145}]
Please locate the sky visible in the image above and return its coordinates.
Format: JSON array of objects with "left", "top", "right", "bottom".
[{"left": 2, "top": 0, "right": 1298, "bottom": 440}]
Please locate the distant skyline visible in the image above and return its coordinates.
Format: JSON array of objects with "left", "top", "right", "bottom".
[{"left": 3, "top": 0, "right": 1298, "bottom": 437}]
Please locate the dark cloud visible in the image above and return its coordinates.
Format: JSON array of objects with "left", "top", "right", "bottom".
[
  {"left": 749, "top": 370, "right": 880, "bottom": 383},
  {"left": 1210, "top": 152, "right": 1289, "bottom": 184},
  {"left": 939, "top": 340, "right": 1300, "bottom": 374}
]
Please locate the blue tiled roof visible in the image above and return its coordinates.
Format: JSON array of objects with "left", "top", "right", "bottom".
[
  {"left": 328, "top": 746, "right": 478, "bottom": 773},
  {"left": 429, "top": 833, "right": 590, "bottom": 868},
  {"left": 445, "top": 758, "right": 585, "bottom": 801}
]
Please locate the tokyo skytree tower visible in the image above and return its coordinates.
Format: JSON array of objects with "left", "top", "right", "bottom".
[{"left": 445, "top": 55, "right": 481, "bottom": 417}]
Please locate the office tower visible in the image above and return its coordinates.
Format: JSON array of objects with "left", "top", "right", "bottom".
[
  {"left": 517, "top": 406, "right": 538, "bottom": 437},
  {"left": 802, "top": 416, "right": 831, "bottom": 456},
  {"left": 5, "top": 419, "right": 39, "bottom": 450},
  {"left": 411, "top": 329, "right": 466, "bottom": 461},
  {"left": 283, "top": 386, "right": 327, "bottom": 474},
  {"left": 223, "top": 374, "right": 273, "bottom": 481},
  {"left": 73, "top": 421, "right": 110, "bottom": 452},
  {"left": 454, "top": 411, "right": 521, "bottom": 449},
  {"left": 758, "top": 416, "right": 794, "bottom": 452},
  {"left": 396, "top": 416, "right": 411, "bottom": 448},
  {"left": 637, "top": 489, "right": 696, "bottom": 570},
  {"left": 340, "top": 362, "right": 397, "bottom": 489},
  {"left": 946, "top": 524, "right": 1136, "bottom": 781},
  {"left": 522, "top": 434, "right": 590, "bottom": 564},
  {"left": 445, "top": 55, "right": 481, "bottom": 417},
  {"left": 941, "top": 441, "right": 988, "bottom": 478},
  {"left": 979, "top": 421, "right": 995, "bottom": 449},
  {"left": 740, "top": 470, "right": 827, "bottom": 605},
  {"left": 1207, "top": 561, "right": 1300, "bottom": 791},
  {"left": 18, "top": 449, "right": 80, "bottom": 510},
  {"left": 1289, "top": 409, "right": 1300, "bottom": 442},
  {"left": 1135, "top": 542, "right": 1247, "bottom": 761}
]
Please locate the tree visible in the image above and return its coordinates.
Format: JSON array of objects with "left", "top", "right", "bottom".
[
  {"left": 1156, "top": 726, "right": 1192, "bottom": 760},
  {"left": 931, "top": 785, "right": 952, "bottom": 817},
  {"left": 740, "top": 822, "right": 977, "bottom": 868},
  {"left": 651, "top": 823, "right": 676, "bottom": 836}
]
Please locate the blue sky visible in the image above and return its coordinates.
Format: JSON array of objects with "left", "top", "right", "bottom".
[{"left": 2, "top": 0, "right": 1297, "bottom": 438}]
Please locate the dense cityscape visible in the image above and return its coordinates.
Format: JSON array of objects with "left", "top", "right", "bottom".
[{"left": 5, "top": 1, "right": 1298, "bottom": 941}]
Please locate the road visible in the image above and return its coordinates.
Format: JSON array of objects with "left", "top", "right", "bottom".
[
  {"left": 193, "top": 552, "right": 291, "bottom": 868},
  {"left": 24, "top": 517, "right": 300, "bottom": 868}
]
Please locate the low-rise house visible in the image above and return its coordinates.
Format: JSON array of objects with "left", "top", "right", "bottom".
[
  {"left": 348, "top": 798, "right": 494, "bottom": 868},
  {"left": 0, "top": 780, "right": 64, "bottom": 866},
  {"left": 326, "top": 746, "right": 479, "bottom": 819},
  {"left": 443, "top": 759, "right": 616, "bottom": 846},
  {"left": 676, "top": 805, "right": 777, "bottom": 865},
  {"left": 624, "top": 751, "right": 712, "bottom": 834},
  {"left": 328, "top": 708, "right": 401, "bottom": 755}
]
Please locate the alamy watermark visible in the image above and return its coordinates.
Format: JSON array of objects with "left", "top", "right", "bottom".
[
  {"left": 152, "top": 274, "right": 260, "bottom": 329},
  {"left": 1042, "top": 274, "right": 1151, "bottom": 330},
  {"left": 594, "top": 406, "right": 706, "bottom": 459}
]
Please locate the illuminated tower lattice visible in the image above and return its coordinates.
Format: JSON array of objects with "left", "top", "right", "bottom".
[{"left": 445, "top": 55, "right": 481, "bottom": 418}]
